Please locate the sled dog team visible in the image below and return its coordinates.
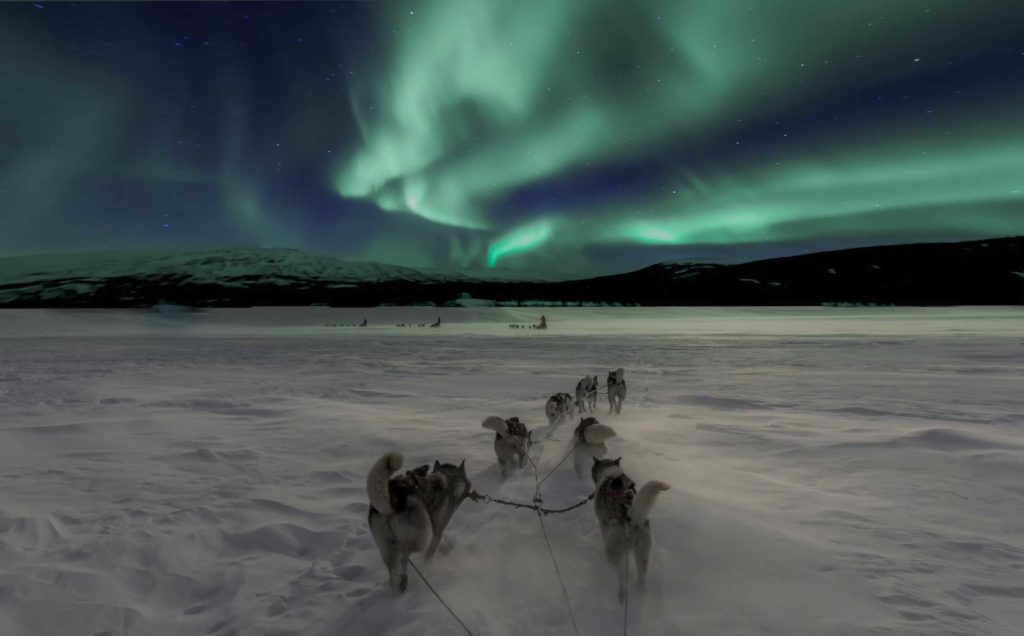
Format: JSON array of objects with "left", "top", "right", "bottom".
[{"left": 366, "top": 367, "right": 670, "bottom": 602}]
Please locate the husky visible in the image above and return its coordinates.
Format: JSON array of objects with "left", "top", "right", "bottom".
[
  {"left": 572, "top": 417, "right": 617, "bottom": 478},
  {"left": 482, "top": 416, "right": 532, "bottom": 478},
  {"left": 575, "top": 375, "right": 599, "bottom": 413},
  {"left": 545, "top": 392, "right": 576, "bottom": 425},
  {"left": 591, "top": 457, "right": 670, "bottom": 602},
  {"left": 607, "top": 368, "right": 627, "bottom": 414},
  {"left": 367, "top": 452, "right": 472, "bottom": 594}
]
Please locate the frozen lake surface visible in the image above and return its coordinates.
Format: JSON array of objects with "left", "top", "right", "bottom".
[{"left": 1, "top": 307, "right": 1022, "bottom": 635}]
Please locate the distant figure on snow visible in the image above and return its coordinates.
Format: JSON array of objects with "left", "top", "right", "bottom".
[
  {"left": 536, "top": 315, "right": 547, "bottom": 330},
  {"left": 359, "top": 318, "right": 367, "bottom": 327},
  {"left": 430, "top": 317, "right": 441, "bottom": 328}
]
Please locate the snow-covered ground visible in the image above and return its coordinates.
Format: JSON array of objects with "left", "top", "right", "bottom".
[{"left": 1, "top": 307, "right": 1022, "bottom": 636}]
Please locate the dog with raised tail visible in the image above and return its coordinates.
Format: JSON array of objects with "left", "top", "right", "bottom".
[
  {"left": 367, "top": 452, "right": 472, "bottom": 594},
  {"left": 545, "top": 392, "right": 576, "bottom": 425},
  {"left": 572, "top": 416, "right": 617, "bottom": 478},
  {"left": 575, "top": 375, "right": 599, "bottom": 413},
  {"left": 591, "top": 457, "right": 670, "bottom": 602},
  {"left": 607, "top": 368, "right": 627, "bottom": 414},
  {"left": 482, "top": 416, "right": 532, "bottom": 478}
]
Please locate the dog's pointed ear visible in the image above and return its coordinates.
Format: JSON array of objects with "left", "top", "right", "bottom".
[
  {"left": 614, "top": 457, "right": 622, "bottom": 465},
  {"left": 458, "top": 459, "right": 466, "bottom": 475},
  {"left": 592, "top": 456, "right": 600, "bottom": 465},
  {"left": 433, "top": 460, "right": 442, "bottom": 471}
]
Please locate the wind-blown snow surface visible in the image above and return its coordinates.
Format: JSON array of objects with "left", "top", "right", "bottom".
[{"left": 1, "top": 307, "right": 1022, "bottom": 636}]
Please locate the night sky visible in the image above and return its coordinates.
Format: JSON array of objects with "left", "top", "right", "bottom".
[{"left": 3, "top": 1, "right": 1023, "bottom": 276}]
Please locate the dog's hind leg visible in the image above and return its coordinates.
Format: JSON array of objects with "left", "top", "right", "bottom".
[
  {"left": 370, "top": 515, "right": 405, "bottom": 594},
  {"left": 605, "top": 525, "right": 630, "bottom": 603},
  {"left": 423, "top": 511, "right": 445, "bottom": 562},
  {"left": 634, "top": 529, "right": 652, "bottom": 591},
  {"left": 378, "top": 537, "right": 405, "bottom": 595},
  {"left": 395, "top": 546, "right": 410, "bottom": 593}
]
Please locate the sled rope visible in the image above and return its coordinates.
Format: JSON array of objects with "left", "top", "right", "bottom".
[
  {"left": 385, "top": 521, "right": 475, "bottom": 636},
  {"left": 468, "top": 437, "right": 590, "bottom": 513},
  {"left": 467, "top": 489, "right": 594, "bottom": 515},
  {"left": 527, "top": 437, "right": 581, "bottom": 636},
  {"left": 464, "top": 440, "right": 589, "bottom": 634},
  {"left": 406, "top": 558, "right": 475, "bottom": 636},
  {"left": 537, "top": 439, "right": 581, "bottom": 487},
  {"left": 536, "top": 508, "right": 581, "bottom": 636}
]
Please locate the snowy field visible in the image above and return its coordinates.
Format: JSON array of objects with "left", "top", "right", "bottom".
[{"left": 1, "top": 306, "right": 1022, "bottom": 636}]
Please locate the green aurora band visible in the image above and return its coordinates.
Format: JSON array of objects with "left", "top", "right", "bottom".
[{"left": 336, "top": 0, "right": 1024, "bottom": 269}]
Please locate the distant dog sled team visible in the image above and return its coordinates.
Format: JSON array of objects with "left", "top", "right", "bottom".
[
  {"left": 327, "top": 314, "right": 556, "bottom": 330},
  {"left": 366, "top": 365, "right": 670, "bottom": 603},
  {"left": 509, "top": 314, "right": 547, "bottom": 329}
]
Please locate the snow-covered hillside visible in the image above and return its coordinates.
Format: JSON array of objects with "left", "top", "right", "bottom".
[
  {"left": 0, "top": 248, "right": 491, "bottom": 306},
  {"left": 0, "top": 248, "right": 447, "bottom": 290},
  {"left": 1, "top": 307, "right": 1022, "bottom": 635}
]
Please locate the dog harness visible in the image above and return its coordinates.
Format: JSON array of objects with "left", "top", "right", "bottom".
[
  {"left": 504, "top": 417, "right": 528, "bottom": 438},
  {"left": 574, "top": 417, "right": 599, "bottom": 441}
]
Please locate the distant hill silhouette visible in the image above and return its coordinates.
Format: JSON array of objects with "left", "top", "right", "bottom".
[{"left": 1, "top": 237, "right": 1021, "bottom": 307}]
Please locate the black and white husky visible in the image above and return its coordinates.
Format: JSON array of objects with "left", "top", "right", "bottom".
[
  {"left": 575, "top": 375, "right": 599, "bottom": 413},
  {"left": 591, "top": 457, "right": 670, "bottom": 602},
  {"left": 366, "top": 453, "right": 472, "bottom": 594},
  {"left": 482, "top": 416, "right": 532, "bottom": 478},
  {"left": 545, "top": 392, "right": 576, "bottom": 425},
  {"left": 572, "top": 416, "right": 616, "bottom": 478},
  {"left": 607, "top": 368, "right": 627, "bottom": 414}
]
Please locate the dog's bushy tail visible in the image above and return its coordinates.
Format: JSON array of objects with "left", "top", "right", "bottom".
[
  {"left": 582, "top": 423, "right": 617, "bottom": 444},
  {"left": 481, "top": 416, "right": 508, "bottom": 437},
  {"left": 630, "top": 480, "right": 670, "bottom": 527},
  {"left": 367, "top": 452, "right": 403, "bottom": 516}
]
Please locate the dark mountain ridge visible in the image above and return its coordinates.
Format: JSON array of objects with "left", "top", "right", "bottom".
[{"left": 0, "top": 237, "right": 1021, "bottom": 308}]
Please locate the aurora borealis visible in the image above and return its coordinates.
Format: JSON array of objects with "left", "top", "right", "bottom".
[{"left": 2, "top": 1, "right": 1023, "bottom": 276}]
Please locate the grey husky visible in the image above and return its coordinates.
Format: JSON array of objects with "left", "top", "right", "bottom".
[
  {"left": 572, "top": 416, "right": 617, "bottom": 478},
  {"left": 607, "top": 368, "right": 627, "bottom": 414},
  {"left": 575, "top": 375, "right": 599, "bottom": 413},
  {"left": 591, "top": 457, "right": 670, "bottom": 602},
  {"left": 545, "top": 392, "right": 576, "bottom": 425},
  {"left": 366, "top": 452, "right": 472, "bottom": 594},
  {"left": 482, "top": 416, "right": 532, "bottom": 478}
]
